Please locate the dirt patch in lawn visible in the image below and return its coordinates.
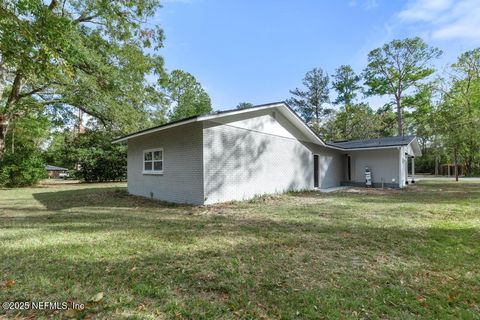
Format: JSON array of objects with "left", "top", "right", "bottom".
[{"left": 343, "top": 187, "right": 401, "bottom": 195}]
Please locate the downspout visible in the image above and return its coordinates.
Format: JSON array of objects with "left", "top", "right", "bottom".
[
  {"left": 411, "top": 156, "right": 415, "bottom": 183},
  {"left": 398, "top": 146, "right": 403, "bottom": 188}
]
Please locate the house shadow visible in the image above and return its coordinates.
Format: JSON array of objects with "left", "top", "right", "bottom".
[{"left": 31, "top": 187, "right": 187, "bottom": 211}]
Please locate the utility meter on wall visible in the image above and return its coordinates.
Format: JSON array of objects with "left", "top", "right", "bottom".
[{"left": 365, "top": 167, "right": 372, "bottom": 187}]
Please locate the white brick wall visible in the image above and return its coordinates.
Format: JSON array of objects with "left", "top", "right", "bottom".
[
  {"left": 203, "top": 123, "right": 314, "bottom": 204},
  {"left": 126, "top": 109, "right": 345, "bottom": 205},
  {"left": 127, "top": 122, "right": 204, "bottom": 204}
]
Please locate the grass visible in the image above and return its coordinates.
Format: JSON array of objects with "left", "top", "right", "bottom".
[{"left": 0, "top": 180, "right": 479, "bottom": 319}]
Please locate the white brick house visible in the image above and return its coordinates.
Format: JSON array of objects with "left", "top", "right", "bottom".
[{"left": 113, "top": 102, "right": 421, "bottom": 204}]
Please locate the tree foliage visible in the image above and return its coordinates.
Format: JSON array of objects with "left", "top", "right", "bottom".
[
  {"left": 323, "top": 103, "right": 374, "bottom": 141},
  {"left": 332, "top": 65, "right": 361, "bottom": 106},
  {"left": 363, "top": 37, "right": 441, "bottom": 136},
  {"left": 236, "top": 102, "right": 254, "bottom": 110},
  {"left": 0, "top": 110, "right": 51, "bottom": 187},
  {"left": 287, "top": 68, "right": 332, "bottom": 132},
  {"left": 0, "top": 147, "right": 46, "bottom": 187},
  {"left": 62, "top": 130, "right": 127, "bottom": 182},
  {"left": 436, "top": 49, "right": 480, "bottom": 176},
  {"left": 165, "top": 70, "right": 212, "bottom": 122},
  {"left": 0, "top": 0, "right": 166, "bottom": 157}
]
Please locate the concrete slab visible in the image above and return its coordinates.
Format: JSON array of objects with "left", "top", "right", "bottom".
[{"left": 317, "top": 186, "right": 351, "bottom": 193}]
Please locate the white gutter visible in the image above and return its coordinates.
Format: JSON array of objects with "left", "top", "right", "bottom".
[{"left": 325, "top": 145, "right": 405, "bottom": 152}]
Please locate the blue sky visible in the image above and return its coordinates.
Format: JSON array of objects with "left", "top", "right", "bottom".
[{"left": 155, "top": 0, "right": 480, "bottom": 110}]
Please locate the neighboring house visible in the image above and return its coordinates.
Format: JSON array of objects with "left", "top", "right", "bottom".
[
  {"left": 113, "top": 102, "right": 421, "bottom": 205},
  {"left": 45, "top": 165, "right": 69, "bottom": 179}
]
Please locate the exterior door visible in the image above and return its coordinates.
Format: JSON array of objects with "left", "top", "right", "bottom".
[
  {"left": 347, "top": 155, "right": 352, "bottom": 181},
  {"left": 314, "top": 155, "right": 319, "bottom": 188}
]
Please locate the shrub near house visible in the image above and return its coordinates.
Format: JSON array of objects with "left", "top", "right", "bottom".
[
  {"left": 0, "top": 147, "right": 46, "bottom": 187},
  {"left": 65, "top": 131, "right": 127, "bottom": 182}
]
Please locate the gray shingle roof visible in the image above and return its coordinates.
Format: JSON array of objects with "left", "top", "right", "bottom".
[
  {"left": 45, "top": 165, "right": 69, "bottom": 171},
  {"left": 326, "top": 135, "right": 416, "bottom": 149}
]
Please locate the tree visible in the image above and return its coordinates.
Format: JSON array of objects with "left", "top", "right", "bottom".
[
  {"left": 363, "top": 37, "right": 441, "bottom": 136},
  {"left": 287, "top": 68, "right": 332, "bottom": 132},
  {"left": 329, "top": 65, "right": 365, "bottom": 140},
  {"left": 0, "top": 0, "right": 166, "bottom": 158},
  {"left": 323, "top": 103, "right": 378, "bottom": 141},
  {"left": 404, "top": 83, "right": 437, "bottom": 151},
  {"left": 437, "top": 48, "right": 480, "bottom": 177},
  {"left": 236, "top": 102, "right": 254, "bottom": 110},
  {"left": 165, "top": 70, "right": 212, "bottom": 121},
  {"left": 332, "top": 65, "right": 362, "bottom": 106},
  {"left": 0, "top": 110, "right": 51, "bottom": 187},
  {"left": 61, "top": 130, "right": 127, "bottom": 182},
  {"left": 373, "top": 105, "right": 397, "bottom": 137}
]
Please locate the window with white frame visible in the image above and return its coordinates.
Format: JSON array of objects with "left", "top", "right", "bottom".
[{"left": 143, "top": 148, "right": 163, "bottom": 174}]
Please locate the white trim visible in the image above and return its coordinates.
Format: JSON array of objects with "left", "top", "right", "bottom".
[
  {"left": 326, "top": 145, "right": 403, "bottom": 152},
  {"left": 113, "top": 119, "right": 197, "bottom": 143},
  {"left": 198, "top": 104, "right": 283, "bottom": 121},
  {"left": 112, "top": 102, "right": 327, "bottom": 146},
  {"left": 281, "top": 105, "right": 326, "bottom": 146},
  {"left": 142, "top": 148, "right": 164, "bottom": 175},
  {"left": 113, "top": 101, "right": 421, "bottom": 154},
  {"left": 406, "top": 139, "right": 422, "bottom": 157}
]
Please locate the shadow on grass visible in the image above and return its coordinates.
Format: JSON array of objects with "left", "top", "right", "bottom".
[
  {"left": 1, "top": 217, "right": 479, "bottom": 319},
  {"left": 1, "top": 181, "right": 479, "bottom": 318},
  {"left": 289, "top": 181, "right": 480, "bottom": 206},
  {"left": 30, "top": 187, "right": 190, "bottom": 211}
]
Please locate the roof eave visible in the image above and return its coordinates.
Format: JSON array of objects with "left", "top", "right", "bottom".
[
  {"left": 112, "top": 117, "right": 199, "bottom": 143},
  {"left": 112, "top": 101, "right": 327, "bottom": 146},
  {"left": 326, "top": 145, "right": 405, "bottom": 152},
  {"left": 407, "top": 138, "right": 423, "bottom": 157}
]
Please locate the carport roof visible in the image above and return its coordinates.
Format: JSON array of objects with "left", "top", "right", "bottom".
[
  {"left": 45, "top": 165, "right": 69, "bottom": 171},
  {"left": 326, "top": 135, "right": 417, "bottom": 149}
]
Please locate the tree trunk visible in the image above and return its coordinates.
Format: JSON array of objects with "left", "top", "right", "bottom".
[
  {"left": 434, "top": 155, "right": 439, "bottom": 176},
  {"left": 0, "top": 114, "right": 10, "bottom": 159},
  {"left": 454, "top": 149, "right": 459, "bottom": 182},
  {"left": 0, "top": 62, "right": 6, "bottom": 102},
  {"left": 396, "top": 98, "right": 403, "bottom": 136},
  {"left": 11, "top": 128, "right": 14, "bottom": 154}
]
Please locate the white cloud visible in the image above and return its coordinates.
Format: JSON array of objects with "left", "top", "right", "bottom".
[
  {"left": 398, "top": 0, "right": 480, "bottom": 41},
  {"left": 399, "top": 0, "right": 452, "bottom": 21},
  {"left": 348, "top": 0, "right": 378, "bottom": 10}
]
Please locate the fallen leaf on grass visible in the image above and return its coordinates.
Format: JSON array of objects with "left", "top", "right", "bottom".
[
  {"left": 64, "top": 308, "right": 77, "bottom": 318},
  {"left": 448, "top": 294, "right": 456, "bottom": 302},
  {"left": 416, "top": 295, "right": 426, "bottom": 302},
  {"left": 416, "top": 295, "right": 428, "bottom": 307},
  {"left": 90, "top": 292, "right": 104, "bottom": 303},
  {"left": 5, "top": 279, "right": 15, "bottom": 288}
]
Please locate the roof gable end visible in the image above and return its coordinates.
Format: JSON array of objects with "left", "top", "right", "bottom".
[{"left": 112, "top": 102, "right": 326, "bottom": 146}]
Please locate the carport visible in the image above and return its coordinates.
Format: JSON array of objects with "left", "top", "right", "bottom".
[{"left": 327, "top": 136, "right": 422, "bottom": 188}]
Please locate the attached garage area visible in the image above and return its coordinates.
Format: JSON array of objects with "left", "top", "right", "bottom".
[{"left": 327, "top": 136, "right": 422, "bottom": 188}]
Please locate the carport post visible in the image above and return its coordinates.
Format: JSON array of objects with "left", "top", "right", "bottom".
[{"left": 411, "top": 157, "right": 415, "bottom": 183}]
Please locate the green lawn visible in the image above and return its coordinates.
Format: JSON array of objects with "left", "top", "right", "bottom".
[{"left": 0, "top": 180, "right": 479, "bottom": 319}]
